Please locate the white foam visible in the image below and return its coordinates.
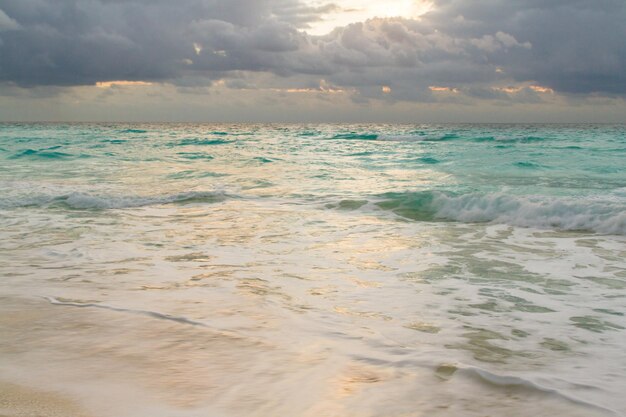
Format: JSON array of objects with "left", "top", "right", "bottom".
[{"left": 431, "top": 192, "right": 626, "bottom": 235}]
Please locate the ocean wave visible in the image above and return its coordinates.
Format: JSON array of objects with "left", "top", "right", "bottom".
[
  {"left": 296, "top": 130, "right": 322, "bottom": 137},
  {"left": 470, "top": 135, "right": 548, "bottom": 143},
  {"left": 119, "top": 128, "right": 147, "bottom": 134},
  {"left": 331, "top": 133, "right": 379, "bottom": 140},
  {"left": 418, "top": 133, "right": 460, "bottom": 141},
  {"left": 2, "top": 190, "right": 230, "bottom": 210},
  {"left": 514, "top": 161, "right": 544, "bottom": 169},
  {"left": 176, "top": 152, "right": 215, "bottom": 160},
  {"left": 330, "top": 132, "right": 458, "bottom": 142},
  {"left": 416, "top": 156, "right": 440, "bottom": 164},
  {"left": 327, "top": 132, "right": 553, "bottom": 143},
  {"left": 373, "top": 191, "right": 626, "bottom": 235},
  {"left": 173, "top": 138, "right": 232, "bottom": 146},
  {"left": 10, "top": 149, "right": 74, "bottom": 160}
]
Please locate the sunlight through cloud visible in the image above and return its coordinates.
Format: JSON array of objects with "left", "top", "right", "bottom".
[
  {"left": 304, "top": 0, "right": 433, "bottom": 35},
  {"left": 96, "top": 81, "right": 153, "bottom": 88}
]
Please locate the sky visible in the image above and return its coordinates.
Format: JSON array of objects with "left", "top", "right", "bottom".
[{"left": 0, "top": 0, "right": 625, "bottom": 122}]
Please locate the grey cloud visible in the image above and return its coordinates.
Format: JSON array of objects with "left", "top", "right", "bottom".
[
  {"left": 427, "top": 0, "right": 626, "bottom": 94},
  {"left": 0, "top": 0, "right": 624, "bottom": 100},
  {"left": 297, "top": 18, "right": 529, "bottom": 103},
  {"left": 469, "top": 32, "right": 531, "bottom": 53},
  {"left": 304, "top": 0, "right": 625, "bottom": 97},
  {"left": 0, "top": 0, "right": 326, "bottom": 86}
]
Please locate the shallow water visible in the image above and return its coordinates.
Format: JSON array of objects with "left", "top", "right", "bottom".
[{"left": 1, "top": 123, "right": 625, "bottom": 416}]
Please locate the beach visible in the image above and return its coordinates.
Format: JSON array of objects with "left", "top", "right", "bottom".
[{"left": 1, "top": 123, "right": 625, "bottom": 416}]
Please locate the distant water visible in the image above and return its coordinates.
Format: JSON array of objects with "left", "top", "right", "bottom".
[{"left": 1, "top": 123, "right": 625, "bottom": 417}]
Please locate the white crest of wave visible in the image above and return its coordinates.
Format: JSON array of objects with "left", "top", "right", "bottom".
[{"left": 431, "top": 192, "right": 626, "bottom": 235}]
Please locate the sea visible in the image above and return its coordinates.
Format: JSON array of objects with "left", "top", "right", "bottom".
[{"left": 1, "top": 123, "right": 625, "bottom": 417}]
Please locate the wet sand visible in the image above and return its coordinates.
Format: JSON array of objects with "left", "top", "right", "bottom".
[
  {"left": 0, "top": 380, "right": 90, "bottom": 417},
  {"left": 1, "top": 294, "right": 617, "bottom": 417}
]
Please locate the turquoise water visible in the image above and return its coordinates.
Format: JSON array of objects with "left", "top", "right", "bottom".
[
  {"left": 1, "top": 123, "right": 624, "bottom": 232},
  {"left": 1, "top": 123, "right": 625, "bottom": 416}
]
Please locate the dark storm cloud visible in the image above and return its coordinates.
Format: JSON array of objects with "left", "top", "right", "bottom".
[
  {"left": 298, "top": 17, "right": 532, "bottom": 101},
  {"left": 0, "top": 0, "right": 328, "bottom": 86},
  {"left": 303, "top": 0, "right": 626, "bottom": 98},
  {"left": 426, "top": 0, "right": 626, "bottom": 95},
  {"left": 0, "top": 0, "right": 624, "bottom": 98}
]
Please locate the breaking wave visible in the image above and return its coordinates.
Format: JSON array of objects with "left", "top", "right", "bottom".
[{"left": 373, "top": 191, "right": 626, "bottom": 235}]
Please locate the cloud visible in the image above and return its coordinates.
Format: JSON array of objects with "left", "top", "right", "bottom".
[
  {"left": 426, "top": 0, "right": 626, "bottom": 95},
  {"left": 0, "top": 0, "right": 325, "bottom": 86},
  {"left": 0, "top": 8, "right": 19, "bottom": 31},
  {"left": 0, "top": 0, "right": 624, "bottom": 101}
]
